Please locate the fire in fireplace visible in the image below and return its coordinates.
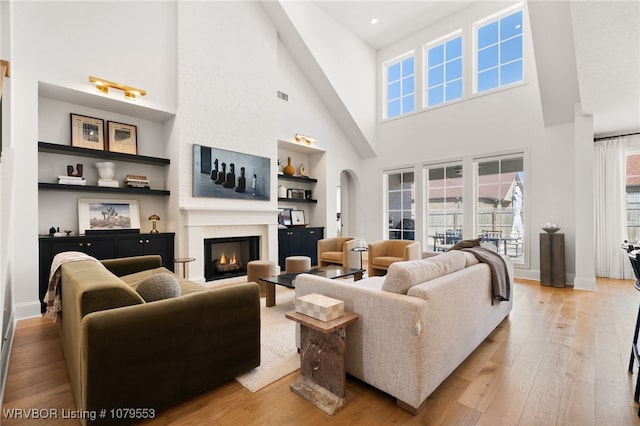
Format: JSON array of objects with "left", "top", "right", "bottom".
[{"left": 204, "top": 236, "right": 260, "bottom": 281}]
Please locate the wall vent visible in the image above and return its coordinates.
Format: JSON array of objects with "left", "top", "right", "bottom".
[{"left": 276, "top": 90, "right": 288, "bottom": 102}]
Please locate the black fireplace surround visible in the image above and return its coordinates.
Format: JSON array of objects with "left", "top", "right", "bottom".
[{"left": 204, "top": 236, "right": 260, "bottom": 281}]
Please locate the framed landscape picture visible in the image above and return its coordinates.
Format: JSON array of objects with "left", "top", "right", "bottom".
[
  {"left": 70, "top": 113, "right": 104, "bottom": 150},
  {"left": 107, "top": 121, "right": 138, "bottom": 155},
  {"left": 78, "top": 198, "right": 140, "bottom": 234}
]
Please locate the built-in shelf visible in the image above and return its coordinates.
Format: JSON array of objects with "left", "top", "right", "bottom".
[
  {"left": 38, "top": 141, "right": 170, "bottom": 166},
  {"left": 38, "top": 81, "right": 176, "bottom": 123},
  {"left": 277, "top": 174, "right": 317, "bottom": 183},
  {"left": 277, "top": 197, "right": 317, "bottom": 204},
  {"left": 277, "top": 138, "right": 324, "bottom": 155},
  {"left": 38, "top": 182, "right": 170, "bottom": 196}
]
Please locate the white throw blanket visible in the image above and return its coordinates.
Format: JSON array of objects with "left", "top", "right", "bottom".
[{"left": 44, "top": 251, "right": 103, "bottom": 322}]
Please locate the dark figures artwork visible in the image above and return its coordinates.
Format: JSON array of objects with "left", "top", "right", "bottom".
[{"left": 193, "top": 144, "right": 270, "bottom": 201}]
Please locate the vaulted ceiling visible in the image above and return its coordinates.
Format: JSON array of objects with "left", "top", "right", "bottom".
[
  {"left": 278, "top": 1, "right": 639, "bottom": 139},
  {"left": 312, "top": 0, "right": 639, "bottom": 136}
]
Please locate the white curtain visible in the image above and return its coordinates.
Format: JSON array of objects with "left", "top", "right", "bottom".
[{"left": 594, "top": 137, "right": 633, "bottom": 279}]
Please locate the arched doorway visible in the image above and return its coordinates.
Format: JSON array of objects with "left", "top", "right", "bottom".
[{"left": 339, "top": 170, "right": 358, "bottom": 237}]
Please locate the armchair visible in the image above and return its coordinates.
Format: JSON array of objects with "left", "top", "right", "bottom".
[
  {"left": 318, "top": 237, "right": 360, "bottom": 269},
  {"left": 367, "top": 239, "right": 421, "bottom": 277}
]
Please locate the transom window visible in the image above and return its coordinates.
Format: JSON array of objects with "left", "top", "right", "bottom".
[
  {"left": 384, "top": 52, "right": 415, "bottom": 119},
  {"left": 425, "top": 33, "right": 463, "bottom": 107},
  {"left": 475, "top": 7, "right": 523, "bottom": 93}
]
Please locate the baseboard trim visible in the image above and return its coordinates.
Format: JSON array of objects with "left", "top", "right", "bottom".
[
  {"left": 14, "top": 300, "right": 41, "bottom": 320},
  {"left": 0, "top": 313, "right": 16, "bottom": 408}
]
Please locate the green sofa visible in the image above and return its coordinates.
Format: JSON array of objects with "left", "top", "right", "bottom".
[{"left": 58, "top": 255, "right": 260, "bottom": 425}]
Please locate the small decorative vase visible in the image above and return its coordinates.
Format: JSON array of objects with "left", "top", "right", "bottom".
[
  {"left": 283, "top": 157, "right": 295, "bottom": 176},
  {"left": 298, "top": 163, "right": 306, "bottom": 176},
  {"left": 95, "top": 161, "right": 116, "bottom": 180},
  {"left": 278, "top": 184, "right": 287, "bottom": 198}
]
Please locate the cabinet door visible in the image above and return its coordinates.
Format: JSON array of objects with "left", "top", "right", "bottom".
[
  {"left": 82, "top": 239, "right": 116, "bottom": 259},
  {"left": 278, "top": 229, "right": 298, "bottom": 269},
  {"left": 144, "top": 234, "right": 175, "bottom": 270},
  {"left": 301, "top": 227, "right": 323, "bottom": 265},
  {"left": 116, "top": 236, "right": 147, "bottom": 258},
  {"left": 116, "top": 234, "right": 175, "bottom": 271}
]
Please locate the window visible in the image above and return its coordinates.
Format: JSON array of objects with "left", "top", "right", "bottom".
[
  {"left": 626, "top": 152, "right": 640, "bottom": 241},
  {"left": 385, "top": 170, "right": 415, "bottom": 240},
  {"left": 475, "top": 7, "right": 523, "bottom": 93},
  {"left": 475, "top": 154, "right": 525, "bottom": 262},
  {"left": 384, "top": 53, "right": 415, "bottom": 119},
  {"left": 424, "top": 163, "right": 463, "bottom": 251},
  {"left": 425, "top": 34, "right": 463, "bottom": 107}
]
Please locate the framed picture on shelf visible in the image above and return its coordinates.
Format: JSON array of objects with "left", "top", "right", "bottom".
[
  {"left": 278, "top": 208, "right": 292, "bottom": 226},
  {"left": 78, "top": 198, "right": 140, "bottom": 235},
  {"left": 291, "top": 210, "right": 306, "bottom": 226},
  {"left": 107, "top": 121, "right": 138, "bottom": 155},
  {"left": 70, "top": 113, "right": 105, "bottom": 150}
]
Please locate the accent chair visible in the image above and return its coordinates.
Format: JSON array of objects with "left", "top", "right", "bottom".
[
  {"left": 317, "top": 237, "right": 360, "bottom": 269},
  {"left": 367, "top": 239, "right": 421, "bottom": 277}
]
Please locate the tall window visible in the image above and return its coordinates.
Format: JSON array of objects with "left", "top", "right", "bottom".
[
  {"left": 384, "top": 53, "right": 415, "bottom": 119},
  {"left": 626, "top": 152, "right": 640, "bottom": 241},
  {"left": 475, "top": 154, "right": 525, "bottom": 261},
  {"left": 425, "top": 33, "right": 463, "bottom": 107},
  {"left": 475, "top": 7, "right": 523, "bottom": 93},
  {"left": 424, "top": 163, "right": 463, "bottom": 251},
  {"left": 385, "top": 170, "right": 415, "bottom": 240}
]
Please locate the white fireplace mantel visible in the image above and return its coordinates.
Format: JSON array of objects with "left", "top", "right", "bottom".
[{"left": 180, "top": 206, "right": 280, "bottom": 284}]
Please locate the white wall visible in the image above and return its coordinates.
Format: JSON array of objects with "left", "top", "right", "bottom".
[
  {"left": 0, "top": 0, "right": 13, "bottom": 390},
  {"left": 276, "top": 39, "right": 363, "bottom": 238},
  {"left": 359, "top": 2, "right": 579, "bottom": 280}
]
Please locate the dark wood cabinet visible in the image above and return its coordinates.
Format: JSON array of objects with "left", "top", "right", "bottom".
[
  {"left": 39, "top": 232, "right": 175, "bottom": 312},
  {"left": 278, "top": 227, "right": 324, "bottom": 269}
]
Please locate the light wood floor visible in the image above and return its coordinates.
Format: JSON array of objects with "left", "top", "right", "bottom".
[{"left": 3, "top": 278, "right": 640, "bottom": 425}]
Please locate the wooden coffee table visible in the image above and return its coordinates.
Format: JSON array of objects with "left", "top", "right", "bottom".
[{"left": 261, "top": 265, "right": 363, "bottom": 307}]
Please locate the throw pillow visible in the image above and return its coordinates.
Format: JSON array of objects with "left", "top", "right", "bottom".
[
  {"left": 136, "top": 272, "right": 181, "bottom": 302},
  {"left": 382, "top": 251, "right": 467, "bottom": 294},
  {"left": 448, "top": 238, "right": 481, "bottom": 251}
]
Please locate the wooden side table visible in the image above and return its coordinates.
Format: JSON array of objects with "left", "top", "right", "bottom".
[{"left": 285, "top": 310, "right": 358, "bottom": 415}]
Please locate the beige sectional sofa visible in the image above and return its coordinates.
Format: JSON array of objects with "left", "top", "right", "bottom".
[
  {"left": 58, "top": 255, "right": 260, "bottom": 425},
  {"left": 294, "top": 249, "right": 513, "bottom": 413}
]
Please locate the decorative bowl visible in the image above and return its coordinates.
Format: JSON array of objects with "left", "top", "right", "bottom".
[{"left": 542, "top": 227, "right": 560, "bottom": 233}]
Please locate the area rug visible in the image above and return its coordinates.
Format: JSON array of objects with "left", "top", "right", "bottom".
[{"left": 235, "top": 286, "right": 300, "bottom": 392}]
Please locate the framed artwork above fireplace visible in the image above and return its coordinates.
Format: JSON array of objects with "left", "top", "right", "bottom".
[{"left": 193, "top": 144, "right": 270, "bottom": 201}]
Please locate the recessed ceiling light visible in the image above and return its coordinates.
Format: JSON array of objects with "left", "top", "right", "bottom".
[{"left": 370, "top": 17, "right": 378, "bottom": 25}]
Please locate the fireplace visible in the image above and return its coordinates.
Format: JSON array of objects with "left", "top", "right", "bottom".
[{"left": 204, "top": 236, "right": 260, "bottom": 281}]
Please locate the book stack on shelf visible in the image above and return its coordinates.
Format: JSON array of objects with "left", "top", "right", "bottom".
[
  {"left": 58, "top": 175, "right": 86, "bottom": 186},
  {"left": 125, "top": 174, "right": 150, "bottom": 189}
]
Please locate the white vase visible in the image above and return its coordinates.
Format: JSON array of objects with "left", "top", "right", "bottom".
[{"left": 95, "top": 161, "right": 116, "bottom": 180}]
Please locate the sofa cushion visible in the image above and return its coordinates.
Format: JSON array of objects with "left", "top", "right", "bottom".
[
  {"left": 371, "top": 256, "right": 404, "bottom": 269},
  {"left": 136, "top": 273, "right": 181, "bottom": 302},
  {"left": 463, "top": 252, "right": 480, "bottom": 267},
  {"left": 320, "top": 251, "right": 342, "bottom": 263},
  {"left": 381, "top": 251, "right": 467, "bottom": 294}
]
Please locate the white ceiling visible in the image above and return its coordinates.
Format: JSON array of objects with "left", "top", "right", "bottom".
[
  {"left": 311, "top": 0, "right": 640, "bottom": 136},
  {"left": 313, "top": 1, "right": 477, "bottom": 50}
]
